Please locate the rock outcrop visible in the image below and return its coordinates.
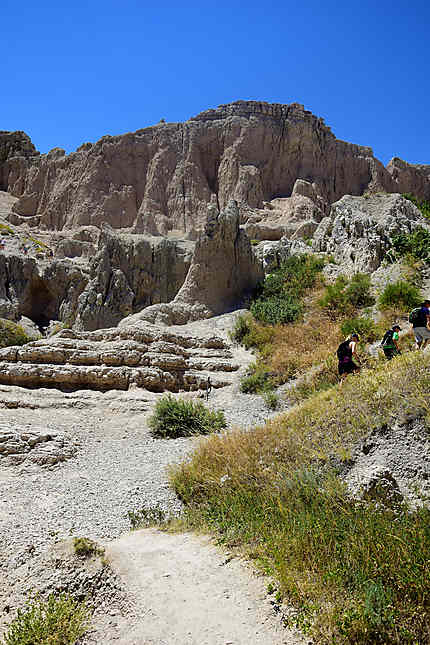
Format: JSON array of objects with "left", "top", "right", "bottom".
[
  {"left": 2, "top": 102, "right": 429, "bottom": 238},
  {"left": 74, "top": 228, "right": 194, "bottom": 331},
  {"left": 312, "top": 193, "right": 427, "bottom": 273},
  {"left": 122, "top": 200, "right": 263, "bottom": 326},
  {"left": 0, "top": 323, "right": 239, "bottom": 392},
  {"left": 0, "top": 424, "right": 76, "bottom": 466}
]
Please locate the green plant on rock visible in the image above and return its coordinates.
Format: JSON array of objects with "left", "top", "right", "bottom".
[
  {"left": 148, "top": 395, "right": 226, "bottom": 438},
  {"left": 389, "top": 226, "right": 430, "bottom": 264},
  {"left": 239, "top": 362, "right": 275, "bottom": 394},
  {"left": 0, "top": 319, "right": 31, "bottom": 348},
  {"left": 379, "top": 280, "right": 421, "bottom": 310},
  {"left": 2, "top": 593, "right": 90, "bottom": 645}
]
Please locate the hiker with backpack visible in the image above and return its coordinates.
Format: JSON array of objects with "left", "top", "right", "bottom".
[
  {"left": 409, "top": 300, "right": 430, "bottom": 350},
  {"left": 337, "top": 333, "right": 361, "bottom": 383},
  {"left": 380, "top": 324, "right": 402, "bottom": 360}
]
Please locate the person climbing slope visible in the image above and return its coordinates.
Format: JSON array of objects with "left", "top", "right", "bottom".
[
  {"left": 380, "top": 324, "right": 402, "bottom": 360},
  {"left": 409, "top": 300, "right": 430, "bottom": 350},
  {"left": 337, "top": 332, "right": 361, "bottom": 383}
]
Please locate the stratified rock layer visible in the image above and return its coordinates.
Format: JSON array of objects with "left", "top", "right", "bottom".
[
  {"left": 2, "top": 102, "right": 429, "bottom": 237},
  {"left": 0, "top": 324, "right": 239, "bottom": 392}
]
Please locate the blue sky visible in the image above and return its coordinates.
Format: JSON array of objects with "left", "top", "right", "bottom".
[{"left": 2, "top": 0, "right": 429, "bottom": 165}]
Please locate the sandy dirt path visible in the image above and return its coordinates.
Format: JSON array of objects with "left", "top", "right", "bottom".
[{"left": 102, "top": 529, "right": 305, "bottom": 645}]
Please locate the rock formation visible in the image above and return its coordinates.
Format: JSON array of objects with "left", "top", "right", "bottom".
[
  {"left": 0, "top": 424, "right": 75, "bottom": 466},
  {"left": 0, "top": 323, "right": 239, "bottom": 392},
  {"left": 122, "top": 200, "right": 263, "bottom": 325},
  {"left": 312, "top": 193, "right": 427, "bottom": 273},
  {"left": 1, "top": 102, "right": 429, "bottom": 240}
]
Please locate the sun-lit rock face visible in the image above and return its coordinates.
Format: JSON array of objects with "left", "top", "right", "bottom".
[{"left": 2, "top": 101, "right": 429, "bottom": 238}]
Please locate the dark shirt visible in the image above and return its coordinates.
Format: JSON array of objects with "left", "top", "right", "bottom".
[{"left": 413, "top": 306, "right": 430, "bottom": 328}]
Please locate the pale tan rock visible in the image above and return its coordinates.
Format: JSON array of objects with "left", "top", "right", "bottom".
[
  {"left": 2, "top": 102, "right": 429, "bottom": 238},
  {"left": 122, "top": 200, "right": 263, "bottom": 326}
]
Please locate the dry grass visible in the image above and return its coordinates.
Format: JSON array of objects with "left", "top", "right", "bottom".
[{"left": 171, "top": 351, "right": 430, "bottom": 644}]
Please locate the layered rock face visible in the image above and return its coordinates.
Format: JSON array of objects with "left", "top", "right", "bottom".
[
  {"left": 2, "top": 102, "right": 429, "bottom": 238},
  {"left": 0, "top": 323, "right": 239, "bottom": 392}
]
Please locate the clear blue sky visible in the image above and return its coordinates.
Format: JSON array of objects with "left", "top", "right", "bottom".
[{"left": 2, "top": 0, "right": 429, "bottom": 165}]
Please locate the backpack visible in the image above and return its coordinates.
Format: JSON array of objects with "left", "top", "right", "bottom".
[
  {"left": 337, "top": 340, "right": 351, "bottom": 360},
  {"left": 409, "top": 307, "right": 424, "bottom": 325},
  {"left": 380, "top": 329, "right": 394, "bottom": 346}
]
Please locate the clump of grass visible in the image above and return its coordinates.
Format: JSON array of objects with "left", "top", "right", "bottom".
[
  {"left": 379, "top": 280, "right": 421, "bottom": 310},
  {"left": 263, "top": 390, "right": 279, "bottom": 410},
  {"left": 73, "top": 537, "right": 104, "bottom": 558},
  {"left": 239, "top": 362, "right": 274, "bottom": 394},
  {"left": 230, "top": 314, "right": 274, "bottom": 352},
  {"left": 0, "top": 319, "right": 31, "bottom": 348},
  {"left": 2, "top": 593, "right": 90, "bottom": 645},
  {"left": 250, "top": 254, "right": 324, "bottom": 325},
  {"left": 318, "top": 273, "right": 374, "bottom": 315},
  {"left": 289, "top": 355, "right": 339, "bottom": 403},
  {"left": 148, "top": 395, "right": 226, "bottom": 438},
  {"left": 170, "top": 352, "right": 430, "bottom": 644}
]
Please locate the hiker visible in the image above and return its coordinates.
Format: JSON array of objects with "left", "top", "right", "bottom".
[
  {"left": 410, "top": 300, "right": 430, "bottom": 350},
  {"left": 337, "top": 333, "right": 361, "bottom": 382},
  {"left": 380, "top": 324, "right": 402, "bottom": 360}
]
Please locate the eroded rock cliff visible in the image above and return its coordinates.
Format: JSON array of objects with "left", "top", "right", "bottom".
[{"left": 2, "top": 102, "right": 429, "bottom": 238}]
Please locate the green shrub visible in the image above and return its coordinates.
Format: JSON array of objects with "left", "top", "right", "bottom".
[
  {"left": 73, "top": 537, "right": 104, "bottom": 558},
  {"left": 0, "top": 319, "right": 31, "bottom": 348},
  {"left": 340, "top": 316, "right": 377, "bottom": 342},
  {"left": 389, "top": 226, "right": 430, "bottom": 263},
  {"left": 250, "top": 254, "right": 324, "bottom": 325},
  {"left": 345, "top": 273, "right": 374, "bottom": 308},
  {"left": 240, "top": 363, "right": 274, "bottom": 394},
  {"left": 379, "top": 280, "right": 421, "bottom": 310},
  {"left": 250, "top": 296, "right": 302, "bottom": 325},
  {"left": 2, "top": 593, "right": 90, "bottom": 645},
  {"left": 229, "top": 313, "right": 251, "bottom": 345},
  {"left": 402, "top": 193, "right": 430, "bottom": 221},
  {"left": 148, "top": 395, "right": 226, "bottom": 438},
  {"left": 319, "top": 274, "right": 374, "bottom": 315}
]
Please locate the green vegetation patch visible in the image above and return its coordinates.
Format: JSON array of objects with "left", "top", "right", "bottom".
[
  {"left": 403, "top": 193, "right": 430, "bottom": 221},
  {"left": 73, "top": 537, "right": 104, "bottom": 558},
  {"left": 340, "top": 316, "right": 377, "bottom": 342},
  {"left": 2, "top": 593, "right": 90, "bottom": 645},
  {"left": 379, "top": 280, "right": 421, "bottom": 310},
  {"left": 171, "top": 351, "right": 430, "bottom": 644},
  {"left": 0, "top": 319, "right": 31, "bottom": 349},
  {"left": 148, "top": 395, "right": 226, "bottom": 438},
  {"left": 318, "top": 273, "right": 374, "bottom": 315},
  {"left": 389, "top": 226, "right": 430, "bottom": 264},
  {"left": 250, "top": 254, "right": 324, "bottom": 325}
]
